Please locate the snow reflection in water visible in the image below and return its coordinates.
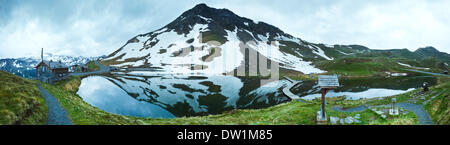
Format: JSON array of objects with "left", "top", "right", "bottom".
[
  {"left": 77, "top": 74, "right": 289, "bottom": 118},
  {"left": 77, "top": 74, "right": 437, "bottom": 118}
]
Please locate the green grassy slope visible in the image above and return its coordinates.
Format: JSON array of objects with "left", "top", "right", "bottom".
[
  {"left": 315, "top": 57, "right": 402, "bottom": 76},
  {"left": 0, "top": 71, "right": 48, "bottom": 125},
  {"left": 42, "top": 77, "right": 140, "bottom": 125},
  {"left": 86, "top": 61, "right": 100, "bottom": 71},
  {"left": 424, "top": 77, "right": 450, "bottom": 125},
  {"left": 312, "top": 56, "right": 444, "bottom": 77},
  {"left": 315, "top": 44, "right": 448, "bottom": 75}
]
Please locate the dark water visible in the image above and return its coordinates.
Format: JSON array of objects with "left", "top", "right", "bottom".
[
  {"left": 77, "top": 73, "right": 437, "bottom": 118},
  {"left": 291, "top": 76, "right": 437, "bottom": 100}
]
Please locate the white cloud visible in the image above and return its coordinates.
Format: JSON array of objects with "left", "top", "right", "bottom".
[
  {"left": 211, "top": 0, "right": 450, "bottom": 53},
  {"left": 0, "top": 0, "right": 167, "bottom": 58},
  {"left": 0, "top": 0, "right": 449, "bottom": 59}
]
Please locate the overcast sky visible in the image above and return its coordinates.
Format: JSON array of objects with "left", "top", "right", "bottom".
[{"left": 0, "top": 0, "right": 449, "bottom": 58}]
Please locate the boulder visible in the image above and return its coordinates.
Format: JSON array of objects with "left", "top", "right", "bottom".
[
  {"left": 345, "top": 117, "right": 354, "bottom": 124},
  {"left": 330, "top": 117, "right": 339, "bottom": 125}
]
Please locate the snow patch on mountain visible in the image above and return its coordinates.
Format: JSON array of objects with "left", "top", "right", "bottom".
[
  {"left": 337, "top": 50, "right": 352, "bottom": 55},
  {"left": 198, "top": 15, "right": 213, "bottom": 22},
  {"left": 311, "top": 44, "right": 333, "bottom": 60},
  {"left": 249, "top": 32, "right": 325, "bottom": 74},
  {"left": 324, "top": 44, "right": 334, "bottom": 48},
  {"left": 275, "top": 35, "right": 303, "bottom": 45},
  {"left": 397, "top": 62, "right": 430, "bottom": 70}
]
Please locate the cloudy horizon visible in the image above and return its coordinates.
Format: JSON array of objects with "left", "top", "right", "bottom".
[{"left": 1, "top": 0, "right": 449, "bottom": 58}]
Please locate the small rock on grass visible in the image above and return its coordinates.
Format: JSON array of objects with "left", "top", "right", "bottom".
[
  {"left": 345, "top": 117, "right": 354, "bottom": 124},
  {"left": 330, "top": 117, "right": 339, "bottom": 125}
]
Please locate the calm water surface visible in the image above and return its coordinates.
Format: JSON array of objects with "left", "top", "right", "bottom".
[
  {"left": 77, "top": 73, "right": 289, "bottom": 118},
  {"left": 77, "top": 73, "right": 437, "bottom": 118},
  {"left": 291, "top": 76, "right": 437, "bottom": 100}
]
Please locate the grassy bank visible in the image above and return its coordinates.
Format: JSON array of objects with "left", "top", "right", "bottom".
[
  {"left": 42, "top": 77, "right": 141, "bottom": 125},
  {"left": 424, "top": 77, "right": 450, "bottom": 125},
  {"left": 86, "top": 61, "right": 100, "bottom": 71},
  {"left": 0, "top": 71, "right": 48, "bottom": 125}
]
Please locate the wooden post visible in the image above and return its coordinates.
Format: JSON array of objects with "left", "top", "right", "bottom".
[
  {"left": 321, "top": 88, "right": 326, "bottom": 118},
  {"left": 321, "top": 88, "right": 330, "bottom": 118}
]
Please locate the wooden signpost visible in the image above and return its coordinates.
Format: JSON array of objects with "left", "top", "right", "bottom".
[{"left": 317, "top": 75, "right": 340, "bottom": 123}]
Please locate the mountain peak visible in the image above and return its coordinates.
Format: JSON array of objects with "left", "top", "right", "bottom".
[
  {"left": 413, "top": 46, "right": 450, "bottom": 63},
  {"left": 163, "top": 3, "right": 286, "bottom": 40},
  {"left": 191, "top": 3, "right": 209, "bottom": 10},
  {"left": 181, "top": 3, "right": 237, "bottom": 19},
  {"left": 187, "top": 3, "right": 212, "bottom": 15},
  {"left": 416, "top": 46, "right": 438, "bottom": 52},
  {"left": 164, "top": 4, "right": 251, "bottom": 36}
]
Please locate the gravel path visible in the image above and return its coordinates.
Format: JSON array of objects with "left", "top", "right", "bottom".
[
  {"left": 37, "top": 83, "right": 72, "bottom": 125},
  {"left": 397, "top": 103, "right": 434, "bottom": 125},
  {"left": 332, "top": 103, "right": 434, "bottom": 125}
]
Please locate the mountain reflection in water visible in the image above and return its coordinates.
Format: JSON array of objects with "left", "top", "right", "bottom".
[
  {"left": 77, "top": 74, "right": 437, "bottom": 118},
  {"left": 77, "top": 74, "right": 290, "bottom": 118}
]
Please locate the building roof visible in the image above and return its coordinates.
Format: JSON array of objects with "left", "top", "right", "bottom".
[
  {"left": 36, "top": 60, "right": 68, "bottom": 69},
  {"left": 72, "top": 63, "right": 87, "bottom": 67}
]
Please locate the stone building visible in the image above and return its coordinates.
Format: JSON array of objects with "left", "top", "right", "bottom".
[{"left": 35, "top": 48, "right": 69, "bottom": 83}]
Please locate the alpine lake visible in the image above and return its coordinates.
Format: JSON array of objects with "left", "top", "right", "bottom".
[{"left": 76, "top": 71, "right": 437, "bottom": 119}]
